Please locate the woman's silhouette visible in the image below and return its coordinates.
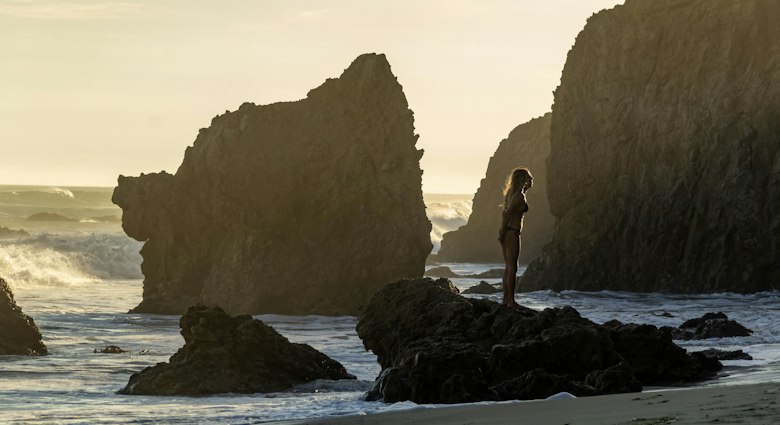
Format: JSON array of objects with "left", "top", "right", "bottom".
[{"left": 498, "top": 168, "right": 533, "bottom": 307}]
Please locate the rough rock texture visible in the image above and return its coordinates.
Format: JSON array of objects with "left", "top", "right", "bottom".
[
  {"left": 436, "top": 114, "right": 554, "bottom": 264},
  {"left": 668, "top": 312, "right": 753, "bottom": 340},
  {"left": 0, "top": 277, "right": 47, "bottom": 355},
  {"left": 119, "top": 305, "right": 355, "bottom": 395},
  {"left": 522, "top": 0, "right": 780, "bottom": 293},
  {"left": 113, "top": 54, "right": 432, "bottom": 315},
  {"left": 357, "top": 278, "right": 719, "bottom": 404}
]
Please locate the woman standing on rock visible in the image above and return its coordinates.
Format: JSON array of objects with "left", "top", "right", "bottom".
[{"left": 498, "top": 168, "right": 533, "bottom": 307}]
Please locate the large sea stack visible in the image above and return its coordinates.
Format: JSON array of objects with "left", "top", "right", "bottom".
[
  {"left": 113, "top": 54, "right": 432, "bottom": 315},
  {"left": 522, "top": 0, "right": 780, "bottom": 293},
  {"left": 436, "top": 114, "right": 554, "bottom": 264},
  {"left": 0, "top": 277, "right": 47, "bottom": 355}
]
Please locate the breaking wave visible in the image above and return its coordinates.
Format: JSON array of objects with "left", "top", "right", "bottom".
[
  {"left": 425, "top": 197, "right": 473, "bottom": 252},
  {"left": 0, "top": 233, "right": 142, "bottom": 287}
]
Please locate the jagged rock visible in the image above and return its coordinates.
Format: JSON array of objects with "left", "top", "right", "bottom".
[
  {"left": 462, "top": 281, "right": 501, "bottom": 295},
  {"left": 0, "top": 226, "right": 29, "bottom": 238},
  {"left": 113, "top": 54, "right": 432, "bottom": 315},
  {"left": 0, "top": 277, "right": 47, "bottom": 355},
  {"left": 521, "top": 0, "right": 780, "bottom": 293},
  {"left": 119, "top": 305, "right": 355, "bottom": 395},
  {"left": 668, "top": 312, "right": 752, "bottom": 340},
  {"left": 695, "top": 348, "right": 753, "bottom": 361},
  {"left": 603, "top": 320, "right": 721, "bottom": 383},
  {"left": 437, "top": 114, "right": 554, "bottom": 264},
  {"left": 357, "top": 278, "right": 719, "bottom": 404},
  {"left": 424, "top": 266, "right": 460, "bottom": 278}
]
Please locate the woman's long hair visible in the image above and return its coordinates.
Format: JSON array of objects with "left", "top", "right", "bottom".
[{"left": 502, "top": 168, "right": 532, "bottom": 209}]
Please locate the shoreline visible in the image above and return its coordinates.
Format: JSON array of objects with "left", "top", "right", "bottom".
[{"left": 278, "top": 382, "right": 780, "bottom": 425}]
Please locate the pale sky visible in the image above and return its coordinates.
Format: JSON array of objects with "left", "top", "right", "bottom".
[{"left": 1, "top": 0, "right": 623, "bottom": 194}]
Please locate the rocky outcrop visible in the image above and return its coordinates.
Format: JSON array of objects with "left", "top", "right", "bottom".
[
  {"left": 356, "top": 278, "right": 719, "bottom": 404},
  {"left": 119, "top": 305, "right": 355, "bottom": 395},
  {"left": 462, "top": 281, "right": 500, "bottom": 294},
  {"left": 436, "top": 114, "right": 554, "bottom": 264},
  {"left": 0, "top": 277, "right": 47, "bottom": 355},
  {"left": 522, "top": 0, "right": 780, "bottom": 293},
  {"left": 668, "top": 312, "right": 752, "bottom": 340},
  {"left": 113, "top": 54, "right": 432, "bottom": 315}
]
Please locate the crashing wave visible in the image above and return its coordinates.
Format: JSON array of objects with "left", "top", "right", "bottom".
[{"left": 0, "top": 233, "right": 142, "bottom": 287}]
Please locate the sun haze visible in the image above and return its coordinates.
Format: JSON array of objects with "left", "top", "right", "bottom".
[{"left": 0, "top": 0, "right": 622, "bottom": 194}]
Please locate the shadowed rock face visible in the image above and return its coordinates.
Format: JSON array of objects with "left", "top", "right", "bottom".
[
  {"left": 113, "top": 53, "right": 432, "bottom": 315},
  {"left": 357, "top": 278, "right": 719, "bottom": 404},
  {"left": 0, "top": 277, "right": 47, "bottom": 355},
  {"left": 436, "top": 114, "right": 554, "bottom": 264},
  {"left": 119, "top": 305, "right": 355, "bottom": 395},
  {"left": 522, "top": 0, "right": 780, "bottom": 293}
]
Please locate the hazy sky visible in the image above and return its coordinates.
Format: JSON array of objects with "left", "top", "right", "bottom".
[{"left": 1, "top": 0, "right": 623, "bottom": 194}]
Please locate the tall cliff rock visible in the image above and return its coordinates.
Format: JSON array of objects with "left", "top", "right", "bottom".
[
  {"left": 113, "top": 54, "right": 432, "bottom": 315},
  {"left": 436, "top": 114, "right": 554, "bottom": 264},
  {"left": 0, "top": 277, "right": 47, "bottom": 355},
  {"left": 522, "top": 0, "right": 780, "bottom": 293}
]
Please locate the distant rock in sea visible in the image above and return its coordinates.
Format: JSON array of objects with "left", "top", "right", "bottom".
[
  {"left": 461, "top": 281, "right": 500, "bottom": 294},
  {"left": 27, "top": 212, "right": 76, "bottom": 222},
  {"left": 119, "top": 305, "right": 355, "bottom": 395},
  {"left": 0, "top": 226, "right": 29, "bottom": 238},
  {"left": 0, "top": 277, "right": 47, "bottom": 355},
  {"left": 113, "top": 53, "right": 432, "bottom": 315},
  {"left": 522, "top": 0, "right": 780, "bottom": 293},
  {"left": 436, "top": 114, "right": 554, "bottom": 264},
  {"left": 424, "top": 266, "right": 460, "bottom": 278},
  {"left": 357, "top": 278, "right": 719, "bottom": 404}
]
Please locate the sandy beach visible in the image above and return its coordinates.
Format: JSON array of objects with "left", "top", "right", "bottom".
[{"left": 280, "top": 383, "right": 780, "bottom": 425}]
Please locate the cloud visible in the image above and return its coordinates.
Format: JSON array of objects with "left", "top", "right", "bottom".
[{"left": 0, "top": 1, "right": 141, "bottom": 20}]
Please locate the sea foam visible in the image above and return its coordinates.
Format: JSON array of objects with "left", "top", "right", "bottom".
[{"left": 0, "top": 233, "right": 142, "bottom": 287}]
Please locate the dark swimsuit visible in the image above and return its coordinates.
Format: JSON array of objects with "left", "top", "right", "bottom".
[{"left": 503, "top": 201, "right": 528, "bottom": 237}]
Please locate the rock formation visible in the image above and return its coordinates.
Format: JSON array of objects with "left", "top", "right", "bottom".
[
  {"left": 522, "top": 0, "right": 780, "bottom": 293},
  {"left": 461, "top": 281, "right": 500, "bottom": 294},
  {"left": 667, "top": 312, "right": 752, "bottom": 340},
  {"left": 0, "top": 277, "right": 47, "bottom": 355},
  {"left": 436, "top": 114, "right": 554, "bottom": 264},
  {"left": 113, "top": 54, "right": 432, "bottom": 315},
  {"left": 357, "top": 278, "right": 719, "bottom": 404},
  {"left": 119, "top": 305, "right": 355, "bottom": 395}
]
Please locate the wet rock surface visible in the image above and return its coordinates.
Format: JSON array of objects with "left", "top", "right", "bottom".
[
  {"left": 356, "top": 278, "right": 719, "bottom": 404},
  {"left": 667, "top": 312, "right": 753, "bottom": 340},
  {"left": 113, "top": 53, "right": 431, "bottom": 315},
  {"left": 521, "top": 0, "right": 780, "bottom": 293},
  {"left": 0, "top": 277, "right": 47, "bottom": 355},
  {"left": 695, "top": 348, "right": 753, "bottom": 361},
  {"left": 436, "top": 114, "right": 554, "bottom": 264},
  {"left": 119, "top": 305, "right": 355, "bottom": 395}
]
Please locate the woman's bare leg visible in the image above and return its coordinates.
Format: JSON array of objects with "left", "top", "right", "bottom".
[{"left": 501, "top": 233, "right": 520, "bottom": 307}]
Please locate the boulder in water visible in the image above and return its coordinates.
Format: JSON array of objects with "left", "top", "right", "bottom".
[
  {"left": 119, "top": 305, "right": 355, "bottom": 395},
  {"left": 0, "top": 277, "right": 47, "bottom": 355},
  {"left": 462, "top": 281, "right": 500, "bottom": 294},
  {"left": 668, "top": 312, "right": 752, "bottom": 340},
  {"left": 113, "top": 53, "right": 432, "bottom": 315}
]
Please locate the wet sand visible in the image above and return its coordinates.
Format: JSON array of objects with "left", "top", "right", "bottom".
[{"left": 279, "top": 382, "right": 780, "bottom": 425}]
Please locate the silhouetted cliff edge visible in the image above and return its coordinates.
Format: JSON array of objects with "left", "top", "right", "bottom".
[
  {"left": 113, "top": 53, "right": 432, "bottom": 315},
  {"left": 436, "top": 114, "right": 554, "bottom": 264},
  {"left": 522, "top": 0, "right": 780, "bottom": 293}
]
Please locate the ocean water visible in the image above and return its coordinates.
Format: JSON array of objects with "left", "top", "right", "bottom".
[{"left": 0, "top": 185, "right": 778, "bottom": 424}]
